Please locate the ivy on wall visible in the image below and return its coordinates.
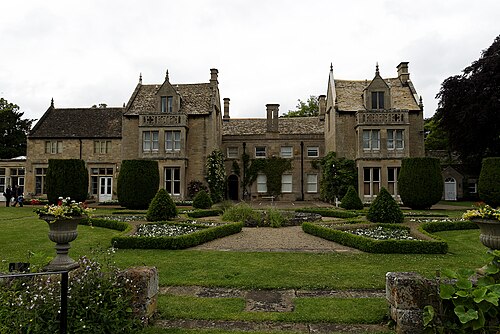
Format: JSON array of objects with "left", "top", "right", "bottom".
[
  {"left": 243, "top": 156, "right": 292, "bottom": 197},
  {"left": 205, "top": 150, "right": 226, "bottom": 203}
]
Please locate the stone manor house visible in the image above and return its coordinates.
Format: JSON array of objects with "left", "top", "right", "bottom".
[{"left": 0, "top": 62, "right": 426, "bottom": 203}]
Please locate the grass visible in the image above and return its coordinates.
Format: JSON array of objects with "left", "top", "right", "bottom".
[
  {"left": 157, "top": 295, "right": 387, "bottom": 323},
  {"left": 140, "top": 329, "right": 394, "bottom": 334}
]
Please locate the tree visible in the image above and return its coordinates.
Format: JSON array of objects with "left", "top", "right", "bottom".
[
  {"left": 282, "top": 96, "right": 319, "bottom": 117},
  {"left": 340, "top": 185, "right": 364, "bottom": 210},
  {"left": 435, "top": 34, "right": 500, "bottom": 172},
  {"left": 314, "top": 152, "right": 357, "bottom": 203},
  {"left": 0, "top": 98, "right": 34, "bottom": 159},
  {"left": 117, "top": 160, "right": 159, "bottom": 209},
  {"left": 424, "top": 117, "right": 449, "bottom": 152},
  {"left": 146, "top": 188, "right": 177, "bottom": 221},
  {"left": 45, "top": 159, "right": 88, "bottom": 204}
]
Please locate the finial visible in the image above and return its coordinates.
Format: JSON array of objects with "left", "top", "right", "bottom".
[
  {"left": 375, "top": 62, "right": 380, "bottom": 75},
  {"left": 139, "top": 73, "right": 142, "bottom": 84},
  {"left": 166, "top": 70, "right": 169, "bottom": 81},
  {"left": 123, "top": 102, "right": 126, "bottom": 107},
  {"left": 419, "top": 96, "right": 424, "bottom": 108},
  {"left": 50, "top": 98, "right": 54, "bottom": 108},
  {"left": 330, "top": 62, "right": 333, "bottom": 71}
]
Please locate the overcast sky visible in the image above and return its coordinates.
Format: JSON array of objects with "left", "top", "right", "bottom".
[{"left": 1, "top": 1, "right": 499, "bottom": 123}]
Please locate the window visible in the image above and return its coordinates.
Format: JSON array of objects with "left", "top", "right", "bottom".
[
  {"left": 162, "top": 96, "right": 173, "bottom": 113},
  {"left": 227, "top": 147, "right": 239, "bottom": 159},
  {"left": 363, "top": 167, "right": 380, "bottom": 196},
  {"left": 0, "top": 168, "right": 5, "bottom": 193},
  {"left": 281, "top": 174, "right": 292, "bottom": 193},
  {"left": 371, "top": 91, "right": 384, "bottom": 109},
  {"left": 167, "top": 96, "right": 173, "bottom": 113},
  {"left": 255, "top": 146, "right": 266, "bottom": 158},
  {"left": 90, "top": 168, "right": 114, "bottom": 195},
  {"left": 45, "top": 141, "right": 63, "bottom": 154},
  {"left": 257, "top": 174, "right": 267, "bottom": 193},
  {"left": 387, "top": 130, "right": 404, "bottom": 150},
  {"left": 165, "top": 167, "right": 181, "bottom": 195},
  {"left": 94, "top": 140, "right": 112, "bottom": 154},
  {"left": 280, "top": 146, "right": 293, "bottom": 158},
  {"left": 362, "top": 130, "right": 380, "bottom": 150},
  {"left": 306, "top": 174, "right": 318, "bottom": 193},
  {"left": 307, "top": 147, "right": 319, "bottom": 157},
  {"left": 468, "top": 180, "right": 478, "bottom": 194},
  {"left": 165, "top": 131, "right": 181, "bottom": 151},
  {"left": 387, "top": 167, "right": 400, "bottom": 196},
  {"left": 143, "top": 131, "right": 159, "bottom": 152},
  {"left": 35, "top": 168, "right": 48, "bottom": 195}
]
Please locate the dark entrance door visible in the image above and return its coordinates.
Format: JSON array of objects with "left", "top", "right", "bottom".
[{"left": 228, "top": 175, "right": 239, "bottom": 201}]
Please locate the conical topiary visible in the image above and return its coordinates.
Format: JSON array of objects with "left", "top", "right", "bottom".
[
  {"left": 146, "top": 188, "right": 177, "bottom": 221},
  {"left": 193, "top": 190, "right": 213, "bottom": 209},
  {"left": 367, "top": 187, "right": 404, "bottom": 224},
  {"left": 340, "top": 186, "right": 364, "bottom": 210}
]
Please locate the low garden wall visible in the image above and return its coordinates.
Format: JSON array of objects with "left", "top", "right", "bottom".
[{"left": 121, "top": 266, "right": 159, "bottom": 324}]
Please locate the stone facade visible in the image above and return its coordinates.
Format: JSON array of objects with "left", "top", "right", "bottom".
[{"left": 18, "top": 62, "right": 424, "bottom": 203}]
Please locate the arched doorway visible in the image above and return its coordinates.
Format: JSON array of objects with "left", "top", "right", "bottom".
[
  {"left": 228, "top": 175, "right": 239, "bottom": 201},
  {"left": 444, "top": 177, "right": 457, "bottom": 201}
]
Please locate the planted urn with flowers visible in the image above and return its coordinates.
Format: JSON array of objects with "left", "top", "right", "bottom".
[
  {"left": 463, "top": 204, "right": 500, "bottom": 252},
  {"left": 34, "top": 197, "right": 94, "bottom": 271}
]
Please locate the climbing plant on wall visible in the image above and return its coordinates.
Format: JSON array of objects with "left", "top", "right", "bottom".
[
  {"left": 244, "top": 156, "right": 292, "bottom": 197},
  {"left": 205, "top": 149, "right": 227, "bottom": 203}
]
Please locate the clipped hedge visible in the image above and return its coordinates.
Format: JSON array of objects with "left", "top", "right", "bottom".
[
  {"left": 46, "top": 159, "right": 88, "bottom": 204},
  {"left": 117, "top": 160, "right": 159, "bottom": 209},
  {"left": 111, "top": 222, "right": 243, "bottom": 249},
  {"left": 302, "top": 222, "right": 448, "bottom": 254},
  {"left": 187, "top": 209, "right": 223, "bottom": 218},
  {"left": 80, "top": 217, "right": 130, "bottom": 232},
  {"left": 296, "top": 207, "right": 361, "bottom": 219},
  {"left": 340, "top": 186, "right": 364, "bottom": 210},
  {"left": 419, "top": 220, "right": 478, "bottom": 233},
  {"left": 478, "top": 157, "right": 500, "bottom": 207}
]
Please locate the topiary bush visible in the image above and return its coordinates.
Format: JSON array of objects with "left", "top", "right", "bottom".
[
  {"left": 398, "top": 157, "right": 443, "bottom": 209},
  {"left": 367, "top": 187, "right": 404, "bottom": 224},
  {"left": 45, "top": 159, "right": 88, "bottom": 204},
  {"left": 117, "top": 160, "right": 159, "bottom": 209},
  {"left": 478, "top": 157, "right": 500, "bottom": 207},
  {"left": 146, "top": 188, "right": 177, "bottom": 221},
  {"left": 192, "top": 190, "right": 213, "bottom": 209},
  {"left": 340, "top": 185, "right": 364, "bottom": 210}
]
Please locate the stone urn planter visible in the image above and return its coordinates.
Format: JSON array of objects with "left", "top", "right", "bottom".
[
  {"left": 472, "top": 218, "right": 500, "bottom": 251},
  {"left": 40, "top": 215, "right": 83, "bottom": 271}
]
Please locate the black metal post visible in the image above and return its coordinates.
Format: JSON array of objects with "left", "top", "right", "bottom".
[{"left": 60, "top": 271, "right": 68, "bottom": 334}]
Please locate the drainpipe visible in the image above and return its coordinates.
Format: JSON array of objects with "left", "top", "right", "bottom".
[
  {"left": 242, "top": 142, "right": 246, "bottom": 200},
  {"left": 79, "top": 139, "right": 82, "bottom": 160},
  {"left": 300, "top": 141, "right": 304, "bottom": 201}
]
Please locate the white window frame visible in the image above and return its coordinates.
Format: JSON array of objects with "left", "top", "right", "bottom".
[
  {"left": 362, "top": 130, "right": 380, "bottom": 151},
  {"left": 227, "top": 147, "right": 239, "bottom": 159},
  {"left": 94, "top": 140, "right": 111, "bottom": 154},
  {"left": 307, "top": 147, "right": 319, "bottom": 158},
  {"left": 165, "top": 167, "right": 181, "bottom": 196},
  {"left": 257, "top": 174, "right": 267, "bottom": 193},
  {"left": 387, "top": 129, "right": 404, "bottom": 150},
  {"left": 143, "top": 131, "right": 159, "bottom": 152},
  {"left": 281, "top": 174, "right": 292, "bottom": 193},
  {"left": 165, "top": 130, "right": 181, "bottom": 151},
  {"left": 255, "top": 146, "right": 266, "bottom": 158},
  {"left": 363, "top": 167, "right": 381, "bottom": 196},
  {"left": 306, "top": 174, "right": 318, "bottom": 193},
  {"left": 387, "top": 167, "right": 400, "bottom": 196},
  {"left": 45, "top": 140, "right": 63, "bottom": 154},
  {"left": 280, "top": 146, "right": 293, "bottom": 158}
]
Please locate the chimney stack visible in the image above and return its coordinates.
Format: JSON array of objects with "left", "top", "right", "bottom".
[
  {"left": 210, "top": 68, "right": 218, "bottom": 85},
  {"left": 318, "top": 95, "right": 326, "bottom": 118},
  {"left": 397, "top": 62, "right": 410, "bottom": 84},
  {"left": 266, "top": 104, "right": 279, "bottom": 133},
  {"left": 223, "top": 98, "right": 230, "bottom": 119}
]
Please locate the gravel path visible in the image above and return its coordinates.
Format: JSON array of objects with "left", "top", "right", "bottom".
[{"left": 190, "top": 225, "right": 361, "bottom": 253}]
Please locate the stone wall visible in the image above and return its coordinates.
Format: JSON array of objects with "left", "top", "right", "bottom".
[{"left": 120, "top": 266, "right": 159, "bottom": 325}]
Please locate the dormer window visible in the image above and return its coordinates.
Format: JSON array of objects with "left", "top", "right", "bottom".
[
  {"left": 371, "top": 92, "right": 384, "bottom": 110},
  {"left": 161, "top": 96, "right": 174, "bottom": 113}
]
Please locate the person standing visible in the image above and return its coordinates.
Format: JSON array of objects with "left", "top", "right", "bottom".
[
  {"left": 3, "top": 186, "right": 12, "bottom": 207},
  {"left": 11, "top": 185, "right": 18, "bottom": 207}
]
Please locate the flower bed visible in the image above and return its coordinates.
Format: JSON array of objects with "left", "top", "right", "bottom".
[{"left": 347, "top": 225, "right": 417, "bottom": 240}]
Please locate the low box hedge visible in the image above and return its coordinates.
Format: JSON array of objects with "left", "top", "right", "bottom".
[
  {"left": 419, "top": 220, "right": 478, "bottom": 233},
  {"left": 111, "top": 222, "right": 243, "bottom": 249},
  {"left": 302, "top": 222, "right": 448, "bottom": 254},
  {"left": 187, "top": 209, "right": 223, "bottom": 218},
  {"left": 296, "top": 207, "right": 361, "bottom": 219},
  {"left": 81, "top": 217, "right": 130, "bottom": 232}
]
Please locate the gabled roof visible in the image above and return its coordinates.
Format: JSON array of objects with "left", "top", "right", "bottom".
[
  {"left": 334, "top": 78, "right": 420, "bottom": 111},
  {"left": 124, "top": 83, "right": 213, "bottom": 115},
  {"left": 222, "top": 117, "right": 324, "bottom": 136},
  {"left": 29, "top": 107, "right": 123, "bottom": 138}
]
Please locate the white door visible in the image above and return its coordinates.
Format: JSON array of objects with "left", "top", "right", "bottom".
[
  {"left": 99, "top": 177, "right": 112, "bottom": 202},
  {"left": 444, "top": 177, "right": 457, "bottom": 201}
]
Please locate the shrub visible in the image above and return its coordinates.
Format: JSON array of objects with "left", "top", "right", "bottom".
[
  {"left": 340, "top": 186, "right": 364, "bottom": 210},
  {"left": 205, "top": 150, "right": 227, "bottom": 203},
  {"left": 146, "top": 188, "right": 177, "bottom": 221},
  {"left": 398, "top": 157, "right": 443, "bottom": 209},
  {"left": 314, "top": 151, "right": 357, "bottom": 203},
  {"left": 478, "top": 157, "right": 500, "bottom": 207},
  {"left": 187, "top": 209, "right": 223, "bottom": 218},
  {"left": 192, "top": 190, "right": 213, "bottom": 209},
  {"left": 296, "top": 207, "right": 361, "bottom": 219},
  {"left": 117, "top": 160, "right": 159, "bottom": 209},
  {"left": 187, "top": 180, "right": 208, "bottom": 200},
  {"left": 267, "top": 207, "right": 285, "bottom": 228},
  {"left": 367, "top": 187, "right": 404, "bottom": 224},
  {"left": 45, "top": 159, "right": 88, "bottom": 204},
  {"left": 222, "top": 202, "right": 262, "bottom": 226}
]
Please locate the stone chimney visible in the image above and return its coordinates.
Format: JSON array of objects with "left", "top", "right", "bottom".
[
  {"left": 210, "top": 68, "right": 218, "bottom": 85},
  {"left": 318, "top": 95, "right": 326, "bottom": 119},
  {"left": 397, "top": 62, "right": 410, "bottom": 84},
  {"left": 223, "top": 98, "right": 230, "bottom": 119},
  {"left": 266, "top": 104, "right": 279, "bottom": 133}
]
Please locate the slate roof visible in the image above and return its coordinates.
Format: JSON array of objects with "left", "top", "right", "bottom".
[
  {"left": 125, "top": 83, "right": 213, "bottom": 115},
  {"left": 29, "top": 107, "right": 123, "bottom": 138},
  {"left": 222, "top": 117, "right": 324, "bottom": 136},
  {"left": 334, "top": 78, "right": 420, "bottom": 111}
]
